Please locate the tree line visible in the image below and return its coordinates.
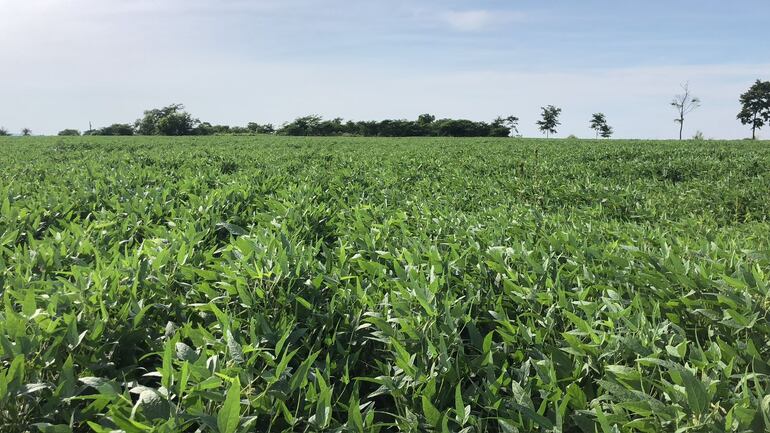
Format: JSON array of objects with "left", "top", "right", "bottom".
[
  {"left": 43, "top": 107, "right": 594, "bottom": 139},
  {"left": 1, "top": 80, "right": 768, "bottom": 139}
]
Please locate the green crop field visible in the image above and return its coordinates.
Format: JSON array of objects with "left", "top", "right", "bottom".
[{"left": 1, "top": 136, "right": 769, "bottom": 433}]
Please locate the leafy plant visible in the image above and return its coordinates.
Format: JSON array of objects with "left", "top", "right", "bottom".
[{"left": 0, "top": 135, "right": 769, "bottom": 432}]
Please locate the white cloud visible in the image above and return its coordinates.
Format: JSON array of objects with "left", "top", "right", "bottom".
[
  {"left": 0, "top": 1, "right": 765, "bottom": 139},
  {"left": 439, "top": 9, "right": 525, "bottom": 32},
  {"left": 2, "top": 55, "right": 765, "bottom": 138}
]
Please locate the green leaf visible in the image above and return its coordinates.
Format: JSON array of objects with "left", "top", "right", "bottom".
[
  {"left": 217, "top": 376, "right": 241, "bottom": 433},
  {"left": 79, "top": 377, "right": 120, "bottom": 396},
  {"left": 217, "top": 222, "right": 247, "bottom": 236},
  {"left": 31, "top": 424, "right": 72, "bottom": 433},
  {"left": 1, "top": 193, "right": 9, "bottom": 216},
  {"left": 498, "top": 419, "right": 517, "bottom": 433},
  {"left": 289, "top": 350, "right": 320, "bottom": 392},
  {"left": 680, "top": 369, "right": 709, "bottom": 415},
  {"left": 161, "top": 339, "right": 173, "bottom": 390},
  {"left": 347, "top": 392, "right": 364, "bottom": 432},
  {"left": 761, "top": 395, "right": 770, "bottom": 430},
  {"left": 314, "top": 371, "right": 332, "bottom": 429},
  {"left": 454, "top": 384, "right": 465, "bottom": 425},
  {"left": 226, "top": 330, "right": 244, "bottom": 364},
  {"left": 422, "top": 395, "right": 441, "bottom": 427}
]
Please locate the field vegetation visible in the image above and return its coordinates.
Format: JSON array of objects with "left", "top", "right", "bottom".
[{"left": 1, "top": 136, "right": 769, "bottom": 432}]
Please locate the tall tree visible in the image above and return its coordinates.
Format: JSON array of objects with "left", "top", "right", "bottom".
[
  {"left": 589, "top": 113, "right": 608, "bottom": 139},
  {"left": 600, "top": 123, "right": 614, "bottom": 139},
  {"left": 670, "top": 82, "right": 700, "bottom": 140},
  {"left": 21, "top": 128, "right": 32, "bottom": 136},
  {"left": 0, "top": 127, "right": 10, "bottom": 136},
  {"left": 737, "top": 79, "right": 770, "bottom": 140},
  {"left": 536, "top": 105, "right": 562, "bottom": 138},
  {"left": 503, "top": 115, "right": 520, "bottom": 135}
]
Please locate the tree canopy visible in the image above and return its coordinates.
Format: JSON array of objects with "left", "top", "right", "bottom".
[
  {"left": 536, "top": 105, "right": 562, "bottom": 138},
  {"left": 84, "top": 124, "right": 135, "bottom": 136},
  {"left": 590, "top": 113, "right": 613, "bottom": 139},
  {"left": 275, "top": 114, "right": 520, "bottom": 137},
  {"left": 135, "top": 104, "right": 199, "bottom": 136},
  {"left": 737, "top": 79, "right": 770, "bottom": 140}
]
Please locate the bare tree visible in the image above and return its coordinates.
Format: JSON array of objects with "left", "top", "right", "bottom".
[{"left": 670, "top": 82, "right": 700, "bottom": 140}]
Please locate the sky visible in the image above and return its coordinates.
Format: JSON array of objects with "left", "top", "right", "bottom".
[{"left": 1, "top": 0, "right": 768, "bottom": 138}]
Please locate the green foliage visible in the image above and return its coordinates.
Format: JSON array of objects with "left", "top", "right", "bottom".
[
  {"left": 135, "top": 104, "right": 199, "bottom": 136},
  {"left": 537, "top": 105, "right": 562, "bottom": 138},
  {"left": 277, "top": 114, "right": 519, "bottom": 137},
  {"left": 246, "top": 122, "right": 275, "bottom": 134},
  {"left": 737, "top": 79, "right": 770, "bottom": 140},
  {"left": 0, "top": 135, "right": 770, "bottom": 433},
  {"left": 417, "top": 113, "right": 436, "bottom": 125},
  {"left": 600, "top": 124, "right": 614, "bottom": 138},
  {"left": 491, "top": 116, "right": 519, "bottom": 137},
  {"left": 88, "top": 124, "right": 134, "bottom": 136},
  {"left": 21, "top": 128, "right": 32, "bottom": 136},
  {"left": 278, "top": 115, "right": 326, "bottom": 136},
  {"left": 0, "top": 127, "right": 9, "bottom": 136},
  {"left": 590, "top": 113, "right": 613, "bottom": 139},
  {"left": 590, "top": 113, "right": 606, "bottom": 132},
  {"left": 57, "top": 129, "right": 81, "bottom": 136}
]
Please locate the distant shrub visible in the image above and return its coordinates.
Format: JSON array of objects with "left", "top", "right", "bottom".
[
  {"left": 58, "top": 129, "right": 81, "bottom": 136},
  {"left": 567, "top": 134, "right": 579, "bottom": 140},
  {"left": 247, "top": 122, "right": 275, "bottom": 134},
  {"left": 92, "top": 124, "right": 135, "bottom": 136},
  {"left": 0, "top": 127, "right": 10, "bottom": 136},
  {"left": 692, "top": 130, "right": 705, "bottom": 140}
]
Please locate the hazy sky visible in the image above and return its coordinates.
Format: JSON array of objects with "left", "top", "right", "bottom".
[{"left": 1, "top": 0, "right": 768, "bottom": 138}]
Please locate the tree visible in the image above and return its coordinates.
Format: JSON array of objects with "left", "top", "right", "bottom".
[
  {"left": 536, "top": 105, "right": 562, "bottom": 138},
  {"left": 599, "top": 123, "right": 613, "bottom": 139},
  {"left": 491, "top": 116, "right": 519, "bottom": 137},
  {"left": 58, "top": 129, "right": 81, "bottom": 136},
  {"left": 435, "top": 119, "right": 492, "bottom": 137},
  {"left": 247, "top": 122, "right": 275, "bottom": 134},
  {"left": 417, "top": 114, "right": 436, "bottom": 126},
  {"left": 737, "top": 79, "right": 770, "bottom": 140},
  {"left": 0, "top": 127, "right": 10, "bottom": 136},
  {"left": 135, "top": 104, "right": 199, "bottom": 135},
  {"left": 21, "top": 128, "right": 32, "bottom": 136},
  {"left": 93, "top": 124, "right": 134, "bottom": 136},
  {"left": 278, "top": 115, "right": 324, "bottom": 136},
  {"left": 589, "top": 113, "right": 607, "bottom": 139},
  {"left": 671, "top": 82, "right": 700, "bottom": 140}
]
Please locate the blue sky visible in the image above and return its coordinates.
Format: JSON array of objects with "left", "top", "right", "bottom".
[{"left": 1, "top": 0, "right": 768, "bottom": 138}]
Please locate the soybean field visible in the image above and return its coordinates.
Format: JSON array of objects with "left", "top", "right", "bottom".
[{"left": 1, "top": 136, "right": 770, "bottom": 433}]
